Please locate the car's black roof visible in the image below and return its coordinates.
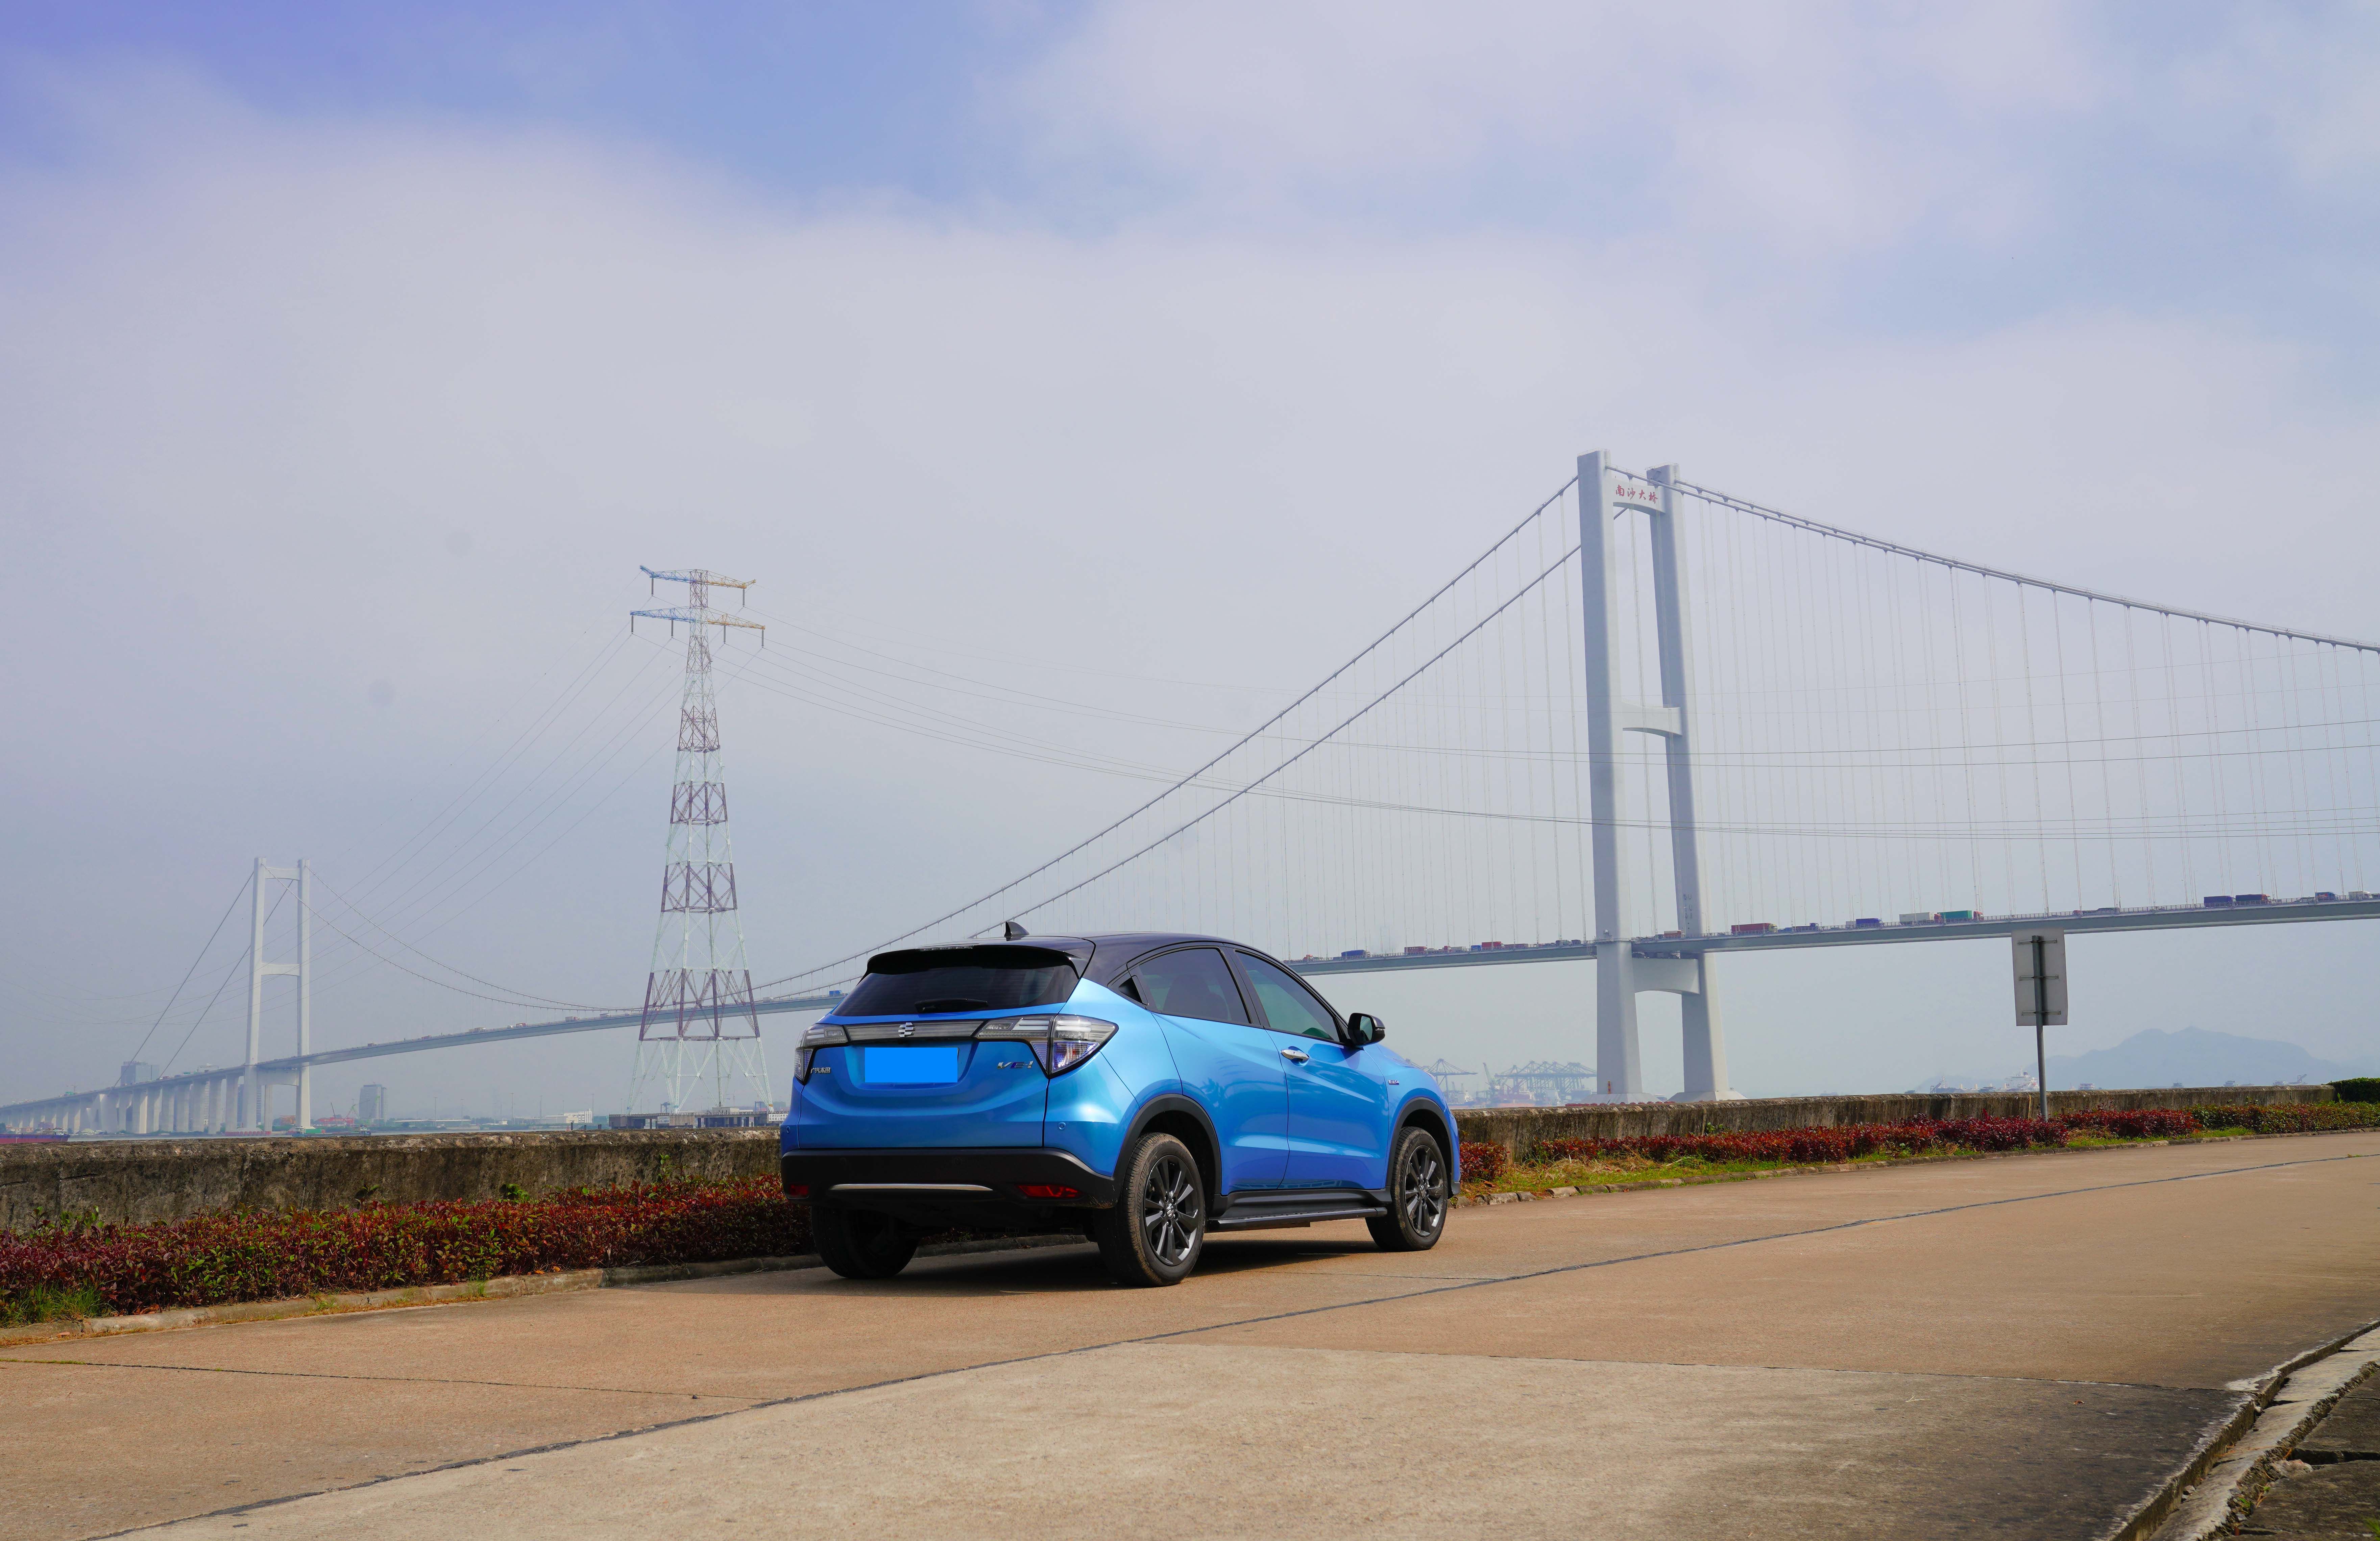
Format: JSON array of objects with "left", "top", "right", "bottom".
[
  {"left": 1075, "top": 932, "right": 1256, "bottom": 986},
  {"left": 864, "top": 931, "right": 1261, "bottom": 989}
]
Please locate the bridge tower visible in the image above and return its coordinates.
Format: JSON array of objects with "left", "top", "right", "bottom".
[
  {"left": 1579, "top": 453, "right": 1741, "bottom": 1103},
  {"left": 242, "top": 858, "right": 312, "bottom": 1131},
  {"left": 628, "top": 568, "right": 773, "bottom": 1115}
]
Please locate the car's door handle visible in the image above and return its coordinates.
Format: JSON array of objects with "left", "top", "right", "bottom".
[{"left": 1279, "top": 1047, "right": 1309, "bottom": 1063}]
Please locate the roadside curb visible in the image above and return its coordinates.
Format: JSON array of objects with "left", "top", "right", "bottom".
[
  {"left": 2138, "top": 1321, "right": 2380, "bottom": 1541},
  {"left": 0, "top": 1232, "right": 1089, "bottom": 1349},
  {"left": 1454, "top": 1126, "right": 2374, "bottom": 1208}
]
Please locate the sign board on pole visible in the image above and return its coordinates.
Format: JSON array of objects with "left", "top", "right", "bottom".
[{"left": 2012, "top": 929, "right": 2067, "bottom": 1027}]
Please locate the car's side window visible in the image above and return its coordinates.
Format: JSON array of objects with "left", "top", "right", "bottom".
[
  {"left": 1235, "top": 953, "right": 1341, "bottom": 1042},
  {"left": 1126, "top": 948, "right": 1250, "bottom": 1025}
]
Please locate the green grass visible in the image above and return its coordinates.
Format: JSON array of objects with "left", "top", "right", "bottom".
[
  {"left": 1470, "top": 1152, "right": 1792, "bottom": 1194},
  {"left": 0, "top": 1281, "right": 102, "bottom": 1326}
]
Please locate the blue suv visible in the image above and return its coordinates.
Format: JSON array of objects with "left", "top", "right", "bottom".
[{"left": 780, "top": 932, "right": 1455, "bottom": 1286}]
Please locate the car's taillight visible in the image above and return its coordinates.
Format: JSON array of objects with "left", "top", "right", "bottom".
[
  {"left": 1017, "top": 1183, "right": 1078, "bottom": 1200},
  {"left": 974, "top": 1014, "right": 1117, "bottom": 1075},
  {"left": 1043, "top": 1017, "right": 1118, "bottom": 1073},
  {"left": 784, "top": 1183, "right": 810, "bottom": 1199},
  {"left": 795, "top": 1021, "right": 848, "bottom": 1083}
]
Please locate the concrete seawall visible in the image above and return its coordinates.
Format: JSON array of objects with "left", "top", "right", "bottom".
[
  {"left": 0, "top": 1084, "right": 2332, "bottom": 1231},
  {"left": 0, "top": 1129, "right": 777, "bottom": 1233}
]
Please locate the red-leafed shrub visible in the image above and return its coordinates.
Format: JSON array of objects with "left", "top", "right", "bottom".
[
  {"left": 2057, "top": 1108, "right": 2201, "bottom": 1140},
  {"left": 2193, "top": 1102, "right": 2380, "bottom": 1134},
  {"left": 1503, "top": 1103, "right": 2372, "bottom": 1180},
  {"left": 1522, "top": 1117, "right": 2066, "bottom": 1170},
  {"left": 0, "top": 1177, "right": 810, "bottom": 1323},
  {"left": 1460, "top": 1143, "right": 1509, "bottom": 1184},
  {"left": 1947, "top": 1116, "right": 2067, "bottom": 1152}
]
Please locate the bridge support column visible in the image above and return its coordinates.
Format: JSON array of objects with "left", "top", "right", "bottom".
[
  {"left": 245, "top": 857, "right": 265, "bottom": 1130},
  {"left": 1579, "top": 453, "right": 1741, "bottom": 1101},
  {"left": 1593, "top": 943, "right": 1641, "bottom": 1099},
  {"left": 1580, "top": 451, "right": 1642, "bottom": 1098},
  {"left": 1677, "top": 967, "right": 1734, "bottom": 1101},
  {"left": 245, "top": 858, "right": 311, "bottom": 1133},
  {"left": 295, "top": 860, "right": 312, "bottom": 1132}
]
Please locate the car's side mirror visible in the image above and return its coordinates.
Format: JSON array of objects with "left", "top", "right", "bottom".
[{"left": 1345, "top": 1013, "right": 1386, "bottom": 1046}]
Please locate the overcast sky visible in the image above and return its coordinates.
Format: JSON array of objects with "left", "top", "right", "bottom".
[{"left": 4, "top": 1, "right": 2377, "bottom": 1117}]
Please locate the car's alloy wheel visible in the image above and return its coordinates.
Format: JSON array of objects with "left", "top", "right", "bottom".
[
  {"left": 1141, "top": 1151, "right": 1203, "bottom": 1267},
  {"left": 1368, "top": 1126, "right": 1449, "bottom": 1252},
  {"left": 1400, "top": 1140, "right": 1447, "bottom": 1235},
  {"left": 1092, "top": 1132, "right": 1206, "bottom": 1286}
]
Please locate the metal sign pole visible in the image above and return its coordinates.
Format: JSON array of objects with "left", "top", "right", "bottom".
[
  {"left": 2034, "top": 933, "right": 2049, "bottom": 1122},
  {"left": 2012, "top": 929, "right": 2066, "bottom": 1123}
]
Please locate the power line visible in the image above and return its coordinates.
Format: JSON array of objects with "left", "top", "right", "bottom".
[{"left": 306, "top": 873, "right": 628, "bottom": 1012}]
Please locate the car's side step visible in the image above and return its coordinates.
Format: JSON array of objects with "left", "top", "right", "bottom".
[{"left": 1211, "top": 1200, "right": 1387, "bottom": 1231}]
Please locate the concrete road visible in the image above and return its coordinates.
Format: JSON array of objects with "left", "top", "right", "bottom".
[{"left": 5, "top": 1135, "right": 2377, "bottom": 1540}]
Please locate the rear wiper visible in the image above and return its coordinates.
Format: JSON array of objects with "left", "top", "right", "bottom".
[{"left": 913, "top": 998, "right": 988, "bottom": 1012}]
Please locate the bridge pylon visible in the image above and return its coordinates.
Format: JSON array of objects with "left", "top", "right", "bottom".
[
  {"left": 1579, "top": 454, "right": 1740, "bottom": 1103},
  {"left": 243, "top": 858, "right": 313, "bottom": 1132}
]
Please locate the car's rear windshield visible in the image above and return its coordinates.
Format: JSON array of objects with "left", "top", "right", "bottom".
[{"left": 837, "top": 945, "right": 1080, "bottom": 1017}]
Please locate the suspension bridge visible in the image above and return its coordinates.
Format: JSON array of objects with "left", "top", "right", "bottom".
[{"left": 9, "top": 450, "right": 2378, "bottom": 1134}]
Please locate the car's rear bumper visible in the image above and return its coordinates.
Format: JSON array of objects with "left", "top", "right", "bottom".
[{"left": 780, "top": 1146, "right": 1116, "bottom": 1220}]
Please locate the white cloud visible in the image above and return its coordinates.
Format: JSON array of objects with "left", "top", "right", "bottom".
[
  {"left": 1015, "top": 0, "right": 2098, "bottom": 253},
  {"left": 2176, "top": 3, "right": 2380, "bottom": 189}
]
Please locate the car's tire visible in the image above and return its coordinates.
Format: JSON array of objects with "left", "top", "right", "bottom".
[
  {"left": 1090, "top": 1132, "right": 1206, "bottom": 1286},
  {"left": 811, "top": 1205, "right": 920, "bottom": 1280},
  {"left": 1367, "top": 1125, "right": 1449, "bottom": 1252}
]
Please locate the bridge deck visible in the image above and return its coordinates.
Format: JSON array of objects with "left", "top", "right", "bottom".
[
  {"left": 8, "top": 898, "right": 2376, "bottom": 1119},
  {"left": 1294, "top": 893, "right": 2380, "bottom": 977}
]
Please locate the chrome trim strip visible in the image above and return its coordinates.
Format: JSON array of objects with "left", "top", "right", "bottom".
[
  {"left": 828, "top": 1182, "right": 996, "bottom": 1193},
  {"left": 844, "top": 1021, "right": 979, "bottom": 1043}
]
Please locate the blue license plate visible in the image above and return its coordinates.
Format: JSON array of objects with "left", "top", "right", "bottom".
[{"left": 859, "top": 1045, "right": 963, "bottom": 1084}]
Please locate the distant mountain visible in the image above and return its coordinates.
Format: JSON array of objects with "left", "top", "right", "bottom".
[{"left": 2043, "top": 1027, "right": 2377, "bottom": 1091}]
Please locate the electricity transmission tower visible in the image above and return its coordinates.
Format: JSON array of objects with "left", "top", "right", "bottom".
[{"left": 627, "top": 568, "right": 772, "bottom": 1115}]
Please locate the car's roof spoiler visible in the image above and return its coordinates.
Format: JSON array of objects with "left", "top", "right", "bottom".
[{"left": 864, "top": 941, "right": 1091, "bottom": 976}]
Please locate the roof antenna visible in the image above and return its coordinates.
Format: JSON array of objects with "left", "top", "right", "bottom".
[{"left": 1002, "top": 920, "right": 1028, "bottom": 940}]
